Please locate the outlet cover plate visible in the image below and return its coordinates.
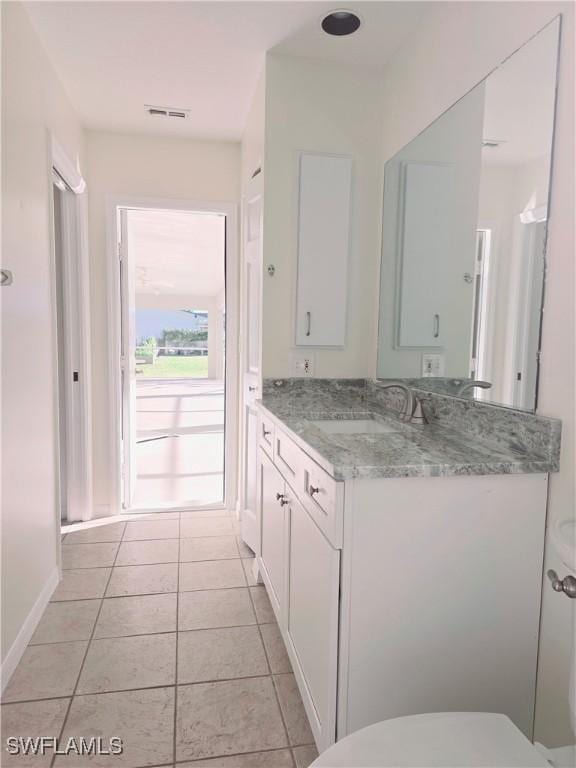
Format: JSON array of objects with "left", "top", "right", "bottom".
[{"left": 290, "top": 350, "right": 315, "bottom": 377}]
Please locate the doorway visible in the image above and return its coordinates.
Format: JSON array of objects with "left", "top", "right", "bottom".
[{"left": 109, "top": 199, "right": 238, "bottom": 513}]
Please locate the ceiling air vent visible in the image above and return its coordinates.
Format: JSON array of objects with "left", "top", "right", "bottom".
[{"left": 145, "top": 105, "right": 190, "bottom": 119}]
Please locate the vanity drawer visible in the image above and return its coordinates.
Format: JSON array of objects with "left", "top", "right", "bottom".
[
  {"left": 259, "top": 413, "right": 275, "bottom": 458},
  {"left": 299, "top": 456, "right": 343, "bottom": 549},
  {"left": 275, "top": 428, "right": 302, "bottom": 483}
]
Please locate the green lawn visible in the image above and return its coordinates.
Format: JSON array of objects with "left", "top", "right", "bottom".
[{"left": 136, "top": 355, "right": 209, "bottom": 379}]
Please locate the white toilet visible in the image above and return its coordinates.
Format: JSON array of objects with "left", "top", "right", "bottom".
[{"left": 312, "top": 519, "right": 575, "bottom": 768}]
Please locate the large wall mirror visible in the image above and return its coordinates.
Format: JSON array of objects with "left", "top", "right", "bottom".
[{"left": 376, "top": 17, "right": 560, "bottom": 412}]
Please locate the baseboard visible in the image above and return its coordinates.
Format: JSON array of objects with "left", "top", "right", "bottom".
[{"left": 0, "top": 567, "right": 60, "bottom": 693}]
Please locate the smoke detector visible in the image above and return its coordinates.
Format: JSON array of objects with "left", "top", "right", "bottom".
[{"left": 145, "top": 104, "right": 190, "bottom": 119}]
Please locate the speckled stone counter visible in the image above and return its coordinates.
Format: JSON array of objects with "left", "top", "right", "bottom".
[{"left": 258, "top": 379, "right": 561, "bottom": 481}]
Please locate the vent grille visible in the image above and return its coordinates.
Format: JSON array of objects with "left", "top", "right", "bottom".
[{"left": 145, "top": 104, "right": 190, "bottom": 119}]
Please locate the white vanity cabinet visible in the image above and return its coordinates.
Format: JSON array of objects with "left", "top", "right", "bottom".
[
  {"left": 258, "top": 450, "right": 288, "bottom": 623},
  {"left": 255, "top": 409, "right": 549, "bottom": 753}
]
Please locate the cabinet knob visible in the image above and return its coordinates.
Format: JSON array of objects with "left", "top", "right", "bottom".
[
  {"left": 548, "top": 570, "right": 576, "bottom": 598},
  {"left": 263, "top": 429, "right": 271, "bottom": 437},
  {"left": 276, "top": 492, "right": 289, "bottom": 506},
  {"left": 309, "top": 486, "right": 319, "bottom": 496}
]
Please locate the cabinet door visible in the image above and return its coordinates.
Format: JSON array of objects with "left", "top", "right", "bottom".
[
  {"left": 259, "top": 449, "right": 287, "bottom": 622},
  {"left": 287, "top": 495, "right": 340, "bottom": 748},
  {"left": 295, "top": 153, "right": 352, "bottom": 347}
]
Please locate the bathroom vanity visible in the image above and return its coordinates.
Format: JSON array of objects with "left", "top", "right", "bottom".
[
  {"left": 243, "top": 16, "right": 564, "bottom": 756},
  {"left": 253, "top": 380, "right": 560, "bottom": 752}
]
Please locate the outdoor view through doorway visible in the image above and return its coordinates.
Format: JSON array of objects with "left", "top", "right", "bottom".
[{"left": 126, "top": 208, "right": 226, "bottom": 509}]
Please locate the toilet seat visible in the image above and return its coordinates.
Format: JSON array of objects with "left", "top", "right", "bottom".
[{"left": 311, "top": 712, "right": 550, "bottom": 767}]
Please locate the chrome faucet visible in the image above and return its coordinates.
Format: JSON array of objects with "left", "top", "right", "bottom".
[
  {"left": 456, "top": 380, "right": 492, "bottom": 397},
  {"left": 376, "top": 381, "right": 419, "bottom": 423}
]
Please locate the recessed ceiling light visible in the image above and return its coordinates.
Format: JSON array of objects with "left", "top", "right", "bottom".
[{"left": 321, "top": 10, "right": 361, "bottom": 36}]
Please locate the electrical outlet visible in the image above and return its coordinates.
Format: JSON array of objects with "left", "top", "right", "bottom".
[
  {"left": 422, "top": 353, "right": 444, "bottom": 377},
  {"left": 290, "top": 350, "right": 315, "bottom": 377}
]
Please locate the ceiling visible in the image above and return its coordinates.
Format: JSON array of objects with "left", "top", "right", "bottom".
[
  {"left": 482, "top": 19, "right": 559, "bottom": 166},
  {"left": 24, "top": 1, "right": 429, "bottom": 140},
  {"left": 128, "top": 209, "right": 225, "bottom": 297}
]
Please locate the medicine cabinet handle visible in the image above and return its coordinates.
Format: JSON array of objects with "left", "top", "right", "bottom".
[
  {"left": 306, "top": 311, "right": 311, "bottom": 337},
  {"left": 433, "top": 314, "right": 440, "bottom": 339}
]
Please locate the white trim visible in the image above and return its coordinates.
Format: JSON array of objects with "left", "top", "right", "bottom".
[
  {"left": 0, "top": 568, "right": 60, "bottom": 692},
  {"left": 51, "top": 136, "right": 85, "bottom": 194},
  {"left": 106, "top": 196, "right": 239, "bottom": 515},
  {"left": 50, "top": 135, "right": 93, "bottom": 523}
]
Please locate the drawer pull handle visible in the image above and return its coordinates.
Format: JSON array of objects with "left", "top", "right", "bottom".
[{"left": 309, "top": 485, "right": 320, "bottom": 496}]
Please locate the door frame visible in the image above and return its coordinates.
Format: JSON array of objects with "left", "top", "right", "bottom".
[
  {"left": 106, "top": 195, "right": 239, "bottom": 514},
  {"left": 48, "top": 135, "right": 93, "bottom": 523}
]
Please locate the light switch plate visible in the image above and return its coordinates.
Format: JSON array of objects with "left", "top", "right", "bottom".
[
  {"left": 290, "top": 350, "right": 315, "bottom": 377},
  {"left": 422, "top": 353, "right": 444, "bottom": 377}
]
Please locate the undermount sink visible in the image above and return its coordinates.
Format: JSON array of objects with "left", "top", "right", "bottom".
[{"left": 312, "top": 418, "right": 400, "bottom": 435}]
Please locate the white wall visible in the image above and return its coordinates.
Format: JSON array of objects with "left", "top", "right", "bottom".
[
  {"left": 241, "top": 68, "right": 265, "bottom": 192},
  {"left": 85, "top": 131, "right": 240, "bottom": 514},
  {"left": 261, "top": 54, "right": 384, "bottom": 378},
  {"left": 377, "top": 1, "right": 575, "bottom": 746},
  {"left": 1, "top": 2, "right": 84, "bottom": 667}
]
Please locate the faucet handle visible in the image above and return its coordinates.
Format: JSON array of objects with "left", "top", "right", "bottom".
[{"left": 410, "top": 397, "right": 428, "bottom": 425}]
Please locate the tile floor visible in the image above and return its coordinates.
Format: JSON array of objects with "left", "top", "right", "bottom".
[{"left": 1, "top": 512, "right": 319, "bottom": 768}]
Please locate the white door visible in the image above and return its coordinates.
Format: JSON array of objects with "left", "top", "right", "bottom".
[
  {"left": 119, "top": 208, "right": 137, "bottom": 509},
  {"left": 240, "top": 173, "right": 263, "bottom": 551}
]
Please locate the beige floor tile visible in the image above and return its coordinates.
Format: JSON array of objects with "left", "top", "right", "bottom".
[
  {"left": 273, "top": 674, "right": 315, "bottom": 747},
  {"left": 2, "top": 642, "right": 87, "bottom": 702},
  {"left": 176, "top": 677, "right": 287, "bottom": 762},
  {"left": 61, "top": 543, "right": 119, "bottom": 570},
  {"left": 94, "top": 593, "right": 177, "bottom": 638},
  {"left": 1, "top": 698, "right": 71, "bottom": 767},
  {"left": 181, "top": 518, "right": 235, "bottom": 538},
  {"left": 237, "top": 537, "right": 255, "bottom": 558},
  {"left": 260, "top": 623, "right": 292, "bottom": 674},
  {"left": 123, "top": 519, "right": 179, "bottom": 541},
  {"left": 180, "top": 536, "right": 238, "bottom": 562},
  {"left": 241, "top": 558, "right": 259, "bottom": 586},
  {"left": 180, "top": 509, "right": 230, "bottom": 519},
  {"left": 293, "top": 745, "right": 319, "bottom": 767},
  {"left": 30, "top": 600, "right": 100, "bottom": 644},
  {"left": 63, "top": 522, "right": 126, "bottom": 544},
  {"left": 182, "top": 749, "right": 294, "bottom": 767},
  {"left": 179, "top": 560, "right": 246, "bottom": 592},
  {"left": 77, "top": 633, "right": 176, "bottom": 693},
  {"left": 54, "top": 687, "right": 174, "bottom": 767},
  {"left": 178, "top": 626, "right": 268, "bottom": 684},
  {"left": 178, "top": 588, "right": 256, "bottom": 631},
  {"left": 51, "top": 568, "right": 111, "bottom": 601},
  {"left": 115, "top": 539, "right": 179, "bottom": 566},
  {"left": 106, "top": 563, "right": 178, "bottom": 597},
  {"left": 124, "top": 512, "right": 180, "bottom": 520},
  {"left": 250, "top": 586, "right": 276, "bottom": 624}
]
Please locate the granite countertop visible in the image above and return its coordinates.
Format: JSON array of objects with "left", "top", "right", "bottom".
[{"left": 258, "top": 381, "right": 560, "bottom": 481}]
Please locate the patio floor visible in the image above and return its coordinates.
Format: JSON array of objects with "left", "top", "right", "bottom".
[{"left": 133, "top": 378, "right": 224, "bottom": 508}]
